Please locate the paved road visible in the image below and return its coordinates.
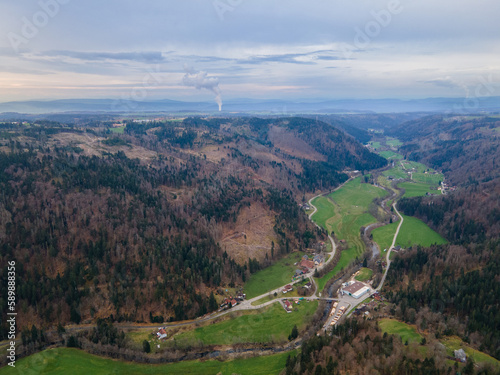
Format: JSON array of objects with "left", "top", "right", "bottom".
[
  {"left": 320, "top": 187, "right": 404, "bottom": 330},
  {"left": 1, "top": 179, "right": 401, "bottom": 351}
]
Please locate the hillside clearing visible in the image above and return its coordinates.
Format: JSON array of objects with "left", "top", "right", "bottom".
[{"left": 378, "top": 319, "right": 422, "bottom": 344}]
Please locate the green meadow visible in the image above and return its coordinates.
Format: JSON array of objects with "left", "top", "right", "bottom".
[
  {"left": 372, "top": 223, "right": 397, "bottom": 252},
  {"left": 0, "top": 347, "right": 292, "bottom": 375},
  {"left": 372, "top": 214, "right": 447, "bottom": 251},
  {"left": 244, "top": 252, "right": 304, "bottom": 298},
  {"left": 398, "top": 181, "right": 441, "bottom": 198},
  {"left": 355, "top": 267, "right": 373, "bottom": 281},
  {"left": 385, "top": 138, "right": 403, "bottom": 147},
  {"left": 379, "top": 150, "right": 403, "bottom": 160},
  {"left": 311, "top": 178, "right": 387, "bottom": 292},
  {"left": 396, "top": 215, "right": 447, "bottom": 248},
  {"left": 411, "top": 172, "right": 442, "bottom": 185},
  {"left": 442, "top": 337, "right": 500, "bottom": 371},
  {"left": 382, "top": 166, "right": 408, "bottom": 180},
  {"left": 110, "top": 126, "right": 125, "bottom": 134},
  {"left": 378, "top": 319, "right": 422, "bottom": 344},
  {"left": 309, "top": 196, "right": 336, "bottom": 231},
  {"left": 171, "top": 301, "right": 318, "bottom": 346}
]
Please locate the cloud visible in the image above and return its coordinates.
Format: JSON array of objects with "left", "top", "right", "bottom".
[
  {"left": 420, "top": 77, "right": 471, "bottom": 96},
  {"left": 38, "top": 50, "right": 167, "bottom": 63},
  {"left": 182, "top": 65, "right": 222, "bottom": 111},
  {"left": 235, "top": 50, "right": 346, "bottom": 65},
  {"left": 0, "top": 0, "right": 499, "bottom": 101}
]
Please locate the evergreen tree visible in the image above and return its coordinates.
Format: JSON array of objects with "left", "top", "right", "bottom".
[{"left": 142, "top": 340, "right": 151, "bottom": 353}]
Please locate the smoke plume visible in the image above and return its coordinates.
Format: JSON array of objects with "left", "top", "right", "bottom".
[{"left": 183, "top": 65, "right": 222, "bottom": 111}]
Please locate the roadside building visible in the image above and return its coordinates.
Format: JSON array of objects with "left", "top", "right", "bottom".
[
  {"left": 283, "top": 284, "right": 293, "bottom": 293},
  {"left": 341, "top": 281, "right": 371, "bottom": 299},
  {"left": 313, "top": 255, "right": 324, "bottom": 265},
  {"left": 454, "top": 349, "right": 467, "bottom": 363},
  {"left": 236, "top": 292, "right": 246, "bottom": 300},
  {"left": 283, "top": 300, "right": 293, "bottom": 313},
  {"left": 294, "top": 269, "right": 304, "bottom": 277},
  {"left": 156, "top": 328, "right": 167, "bottom": 340},
  {"left": 300, "top": 259, "right": 315, "bottom": 270}
]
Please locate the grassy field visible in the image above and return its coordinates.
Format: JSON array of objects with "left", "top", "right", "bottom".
[
  {"left": 110, "top": 126, "right": 125, "bottom": 134},
  {"left": 355, "top": 267, "right": 373, "bottom": 281},
  {"left": 403, "top": 160, "right": 439, "bottom": 174},
  {"left": 378, "top": 319, "right": 422, "bottom": 344},
  {"left": 398, "top": 181, "right": 441, "bottom": 198},
  {"left": 316, "top": 249, "right": 354, "bottom": 292},
  {"left": 379, "top": 150, "right": 403, "bottom": 160},
  {"left": 328, "top": 178, "right": 386, "bottom": 210},
  {"left": 396, "top": 215, "right": 447, "bottom": 248},
  {"left": 171, "top": 301, "right": 318, "bottom": 347},
  {"left": 372, "top": 214, "right": 447, "bottom": 250},
  {"left": 386, "top": 138, "right": 403, "bottom": 147},
  {"left": 372, "top": 223, "right": 397, "bottom": 252},
  {"left": 442, "top": 337, "right": 500, "bottom": 371},
  {"left": 411, "top": 172, "right": 442, "bottom": 185},
  {"left": 311, "top": 178, "right": 387, "bottom": 292},
  {"left": 0, "top": 347, "right": 293, "bottom": 375},
  {"left": 309, "top": 196, "right": 336, "bottom": 231},
  {"left": 244, "top": 252, "right": 304, "bottom": 299},
  {"left": 382, "top": 166, "right": 408, "bottom": 180},
  {"left": 127, "top": 330, "right": 165, "bottom": 354}
]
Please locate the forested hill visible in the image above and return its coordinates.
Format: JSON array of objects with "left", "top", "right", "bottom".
[
  {"left": 386, "top": 115, "right": 500, "bottom": 186},
  {"left": 279, "top": 115, "right": 500, "bottom": 374},
  {"left": 0, "top": 116, "right": 384, "bottom": 333},
  {"left": 387, "top": 115, "right": 500, "bottom": 242},
  {"left": 384, "top": 115, "right": 500, "bottom": 363}
]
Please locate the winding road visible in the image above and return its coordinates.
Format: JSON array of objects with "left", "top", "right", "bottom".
[
  {"left": 1, "top": 179, "right": 405, "bottom": 358},
  {"left": 376, "top": 202, "right": 403, "bottom": 292},
  {"left": 317, "top": 182, "right": 404, "bottom": 329}
]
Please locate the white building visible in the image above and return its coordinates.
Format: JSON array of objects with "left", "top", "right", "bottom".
[{"left": 341, "top": 281, "right": 371, "bottom": 299}]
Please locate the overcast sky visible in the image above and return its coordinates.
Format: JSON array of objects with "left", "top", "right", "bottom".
[{"left": 0, "top": 0, "right": 499, "bottom": 103}]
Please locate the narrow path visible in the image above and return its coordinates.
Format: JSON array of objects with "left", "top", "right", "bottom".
[{"left": 376, "top": 202, "right": 403, "bottom": 291}]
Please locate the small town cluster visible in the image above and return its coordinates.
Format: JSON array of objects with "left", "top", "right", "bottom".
[
  {"left": 219, "top": 292, "right": 246, "bottom": 311},
  {"left": 293, "top": 254, "right": 324, "bottom": 279}
]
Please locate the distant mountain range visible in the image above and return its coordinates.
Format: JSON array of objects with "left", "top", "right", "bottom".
[{"left": 0, "top": 96, "right": 499, "bottom": 115}]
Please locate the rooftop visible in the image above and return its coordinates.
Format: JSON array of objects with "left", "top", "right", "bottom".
[{"left": 343, "top": 281, "right": 367, "bottom": 294}]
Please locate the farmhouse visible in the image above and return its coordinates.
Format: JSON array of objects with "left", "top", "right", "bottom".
[
  {"left": 454, "top": 349, "right": 467, "bottom": 363},
  {"left": 283, "top": 284, "right": 293, "bottom": 293},
  {"left": 300, "top": 259, "right": 315, "bottom": 270},
  {"left": 294, "top": 269, "right": 304, "bottom": 277},
  {"left": 156, "top": 328, "right": 167, "bottom": 340},
  {"left": 283, "top": 300, "right": 293, "bottom": 313},
  {"left": 341, "top": 281, "right": 371, "bottom": 299},
  {"left": 313, "top": 255, "right": 324, "bottom": 265}
]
